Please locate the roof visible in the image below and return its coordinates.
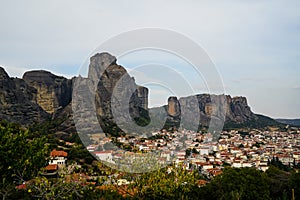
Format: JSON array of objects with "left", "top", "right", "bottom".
[
  {"left": 50, "top": 150, "right": 68, "bottom": 157},
  {"left": 16, "top": 184, "right": 27, "bottom": 190},
  {"left": 197, "top": 180, "right": 208, "bottom": 186},
  {"left": 45, "top": 164, "right": 58, "bottom": 171},
  {"left": 93, "top": 150, "right": 113, "bottom": 155}
]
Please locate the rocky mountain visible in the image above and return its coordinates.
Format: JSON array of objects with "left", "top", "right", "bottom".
[
  {"left": 0, "top": 52, "right": 281, "bottom": 136},
  {"left": 72, "top": 53, "right": 149, "bottom": 137},
  {"left": 0, "top": 67, "right": 49, "bottom": 125},
  {"left": 159, "top": 93, "right": 279, "bottom": 130},
  {"left": 23, "top": 70, "right": 73, "bottom": 115}
]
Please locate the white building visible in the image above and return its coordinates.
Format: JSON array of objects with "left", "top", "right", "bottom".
[{"left": 95, "top": 151, "right": 114, "bottom": 163}]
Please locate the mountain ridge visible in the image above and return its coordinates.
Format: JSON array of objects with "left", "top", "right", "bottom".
[
  {"left": 276, "top": 119, "right": 300, "bottom": 127},
  {"left": 0, "top": 53, "right": 283, "bottom": 135}
]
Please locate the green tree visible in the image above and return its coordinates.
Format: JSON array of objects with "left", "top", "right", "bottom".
[
  {"left": 289, "top": 171, "right": 300, "bottom": 200},
  {"left": 266, "top": 166, "right": 290, "bottom": 200},
  {"left": 130, "top": 164, "right": 200, "bottom": 199},
  {"left": 199, "top": 167, "right": 271, "bottom": 200},
  {"left": 0, "top": 121, "right": 49, "bottom": 199}
]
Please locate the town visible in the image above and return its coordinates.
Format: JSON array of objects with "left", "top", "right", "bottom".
[{"left": 80, "top": 126, "right": 300, "bottom": 178}]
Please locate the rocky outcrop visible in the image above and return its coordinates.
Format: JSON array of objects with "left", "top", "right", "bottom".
[
  {"left": 167, "top": 97, "right": 180, "bottom": 117},
  {"left": 0, "top": 67, "right": 49, "bottom": 125},
  {"left": 157, "top": 94, "right": 260, "bottom": 131},
  {"left": 137, "top": 86, "right": 148, "bottom": 111},
  {"left": 72, "top": 52, "right": 149, "bottom": 136},
  {"left": 93, "top": 53, "right": 149, "bottom": 133},
  {"left": 226, "top": 96, "right": 255, "bottom": 122},
  {"left": 23, "top": 70, "right": 73, "bottom": 114},
  {"left": 0, "top": 52, "right": 279, "bottom": 133}
]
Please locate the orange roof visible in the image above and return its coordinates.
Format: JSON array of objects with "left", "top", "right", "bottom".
[
  {"left": 45, "top": 164, "right": 58, "bottom": 171},
  {"left": 197, "top": 180, "right": 208, "bottom": 186},
  {"left": 50, "top": 150, "right": 68, "bottom": 157},
  {"left": 16, "top": 184, "right": 27, "bottom": 190}
]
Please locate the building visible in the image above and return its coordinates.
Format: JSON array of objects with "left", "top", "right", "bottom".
[{"left": 49, "top": 149, "right": 68, "bottom": 168}]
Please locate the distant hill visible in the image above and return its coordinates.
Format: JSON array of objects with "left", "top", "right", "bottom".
[
  {"left": 276, "top": 119, "right": 300, "bottom": 126},
  {"left": 223, "top": 114, "right": 282, "bottom": 129}
]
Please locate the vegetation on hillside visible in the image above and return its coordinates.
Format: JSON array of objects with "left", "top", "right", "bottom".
[{"left": 1, "top": 121, "right": 300, "bottom": 200}]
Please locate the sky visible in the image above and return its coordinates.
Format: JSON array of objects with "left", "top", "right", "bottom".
[{"left": 0, "top": 0, "right": 299, "bottom": 118}]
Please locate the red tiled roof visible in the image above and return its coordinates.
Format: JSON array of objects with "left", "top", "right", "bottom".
[
  {"left": 16, "top": 184, "right": 27, "bottom": 190},
  {"left": 45, "top": 164, "right": 58, "bottom": 171},
  {"left": 50, "top": 150, "right": 68, "bottom": 157}
]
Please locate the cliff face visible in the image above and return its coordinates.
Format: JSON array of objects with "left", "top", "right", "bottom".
[
  {"left": 0, "top": 53, "right": 150, "bottom": 136},
  {"left": 0, "top": 67, "right": 49, "bottom": 125},
  {"left": 161, "top": 94, "right": 259, "bottom": 130},
  {"left": 23, "top": 70, "right": 73, "bottom": 114},
  {"left": 226, "top": 96, "right": 255, "bottom": 122},
  {"left": 167, "top": 97, "right": 180, "bottom": 117},
  {"left": 88, "top": 53, "right": 149, "bottom": 135},
  {"left": 0, "top": 52, "right": 279, "bottom": 133}
]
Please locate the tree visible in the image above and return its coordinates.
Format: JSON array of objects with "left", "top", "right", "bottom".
[
  {"left": 130, "top": 164, "right": 201, "bottom": 199},
  {"left": 199, "top": 167, "right": 271, "bottom": 200},
  {"left": 289, "top": 171, "right": 300, "bottom": 200},
  {"left": 266, "top": 166, "right": 290, "bottom": 200},
  {"left": 0, "top": 121, "right": 49, "bottom": 199}
]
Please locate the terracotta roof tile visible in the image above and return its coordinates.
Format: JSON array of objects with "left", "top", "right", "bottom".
[
  {"left": 50, "top": 150, "right": 68, "bottom": 157},
  {"left": 45, "top": 164, "right": 58, "bottom": 171}
]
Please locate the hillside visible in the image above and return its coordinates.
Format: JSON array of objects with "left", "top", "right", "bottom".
[{"left": 276, "top": 119, "right": 300, "bottom": 127}]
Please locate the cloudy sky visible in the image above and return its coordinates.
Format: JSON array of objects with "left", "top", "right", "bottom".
[{"left": 0, "top": 0, "right": 299, "bottom": 118}]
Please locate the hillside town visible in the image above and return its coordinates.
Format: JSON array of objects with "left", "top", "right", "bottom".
[{"left": 86, "top": 127, "right": 300, "bottom": 177}]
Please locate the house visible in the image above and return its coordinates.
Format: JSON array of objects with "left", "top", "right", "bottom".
[
  {"left": 201, "top": 163, "right": 214, "bottom": 170},
  {"left": 207, "top": 168, "right": 222, "bottom": 177},
  {"left": 87, "top": 144, "right": 97, "bottom": 152},
  {"left": 44, "top": 164, "right": 58, "bottom": 177},
  {"left": 232, "top": 160, "right": 242, "bottom": 168},
  {"left": 42, "top": 150, "right": 67, "bottom": 177},
  {"left": 49, "top": 150, "right": 68, "bottom": 168},
  {"left": 94, "top": 150, "right": 114, "bottom": 163},
  {"left": 199, "top": 147, "right": 209, "bottom": 155}
]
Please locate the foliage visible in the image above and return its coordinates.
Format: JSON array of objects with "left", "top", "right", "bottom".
[
  {"left": 130, "top": 164, "right": 200, "bottom": 199},
  {"left": 198, "top": 167, "right": 271, "bottom": 200},
  {"left": 268, "top": 157, "right": 291, "bottom": 171},
  {"left": 224, "top": 114, "right": 283, "bottom": 130},
  {"left": 266, "top": 166, "right": 291, "bottom": 200},
  {"left": 289, "top": 171, "right": 300, "bottom": 200},
  {"left": 29, "top": 117, "right": 66, "bottom": 136},
  {"left": 22, "top": 175, "right": 128, "bottom": 200},
  {"left": 67, "top": 144, "right": 95, "bottom": 165},
  {"left": 0, "top": 121, "right": 49, "bottom": 181},
  {"left": 0, "top": 121, "right": 49, "bottom": 199}
]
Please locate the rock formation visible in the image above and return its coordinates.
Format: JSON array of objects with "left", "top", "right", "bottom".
[
  {"left": 0, "top": 67, "right": 49, "bottom": 125},
  {"left": 23, "top": 70, "right": 73, "bottom": 114},
  {"left": 72, "top": 52, "right": 150, "bottom": 136},
  {"left": 160, "top": 93, "right": 260, "bottom": 130},
  {"left": 0, "top": 52, "right": 280, "bottom": 134},
  {"left": 167, "top": 96, "right": 180, "bottom": 117}
]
